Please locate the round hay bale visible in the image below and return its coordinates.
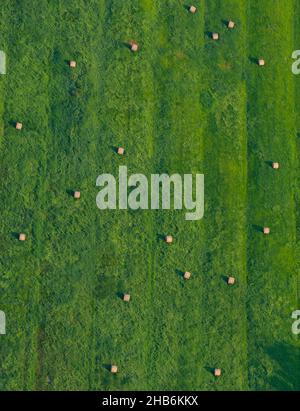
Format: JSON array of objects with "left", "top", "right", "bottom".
[
  {"left": 123, "top": 294, "right": 130, "bottom": 302},
  {"left": 165, "top": 235, "right": 173, "bottom": 244},
  {"left": 189, "top": 6, "right": 197, "bottom": 13},
  {"left": 214, "top": 368, "right": 222, "bottom": 377},
  {"left": 184, "top": 271, "right": 191, "bottom": 280},
  {"left": 130, "top": 42, "right": 138, "bottom": 52}
]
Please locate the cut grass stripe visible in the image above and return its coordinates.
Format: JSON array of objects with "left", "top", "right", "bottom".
[
  {"left": 0, "top": 0, "right": 56, "bottom": 390},
  {"left": 145, "top": 0, "right": 205, "bottom": 390},
  {"left": 201, "top": 0, "right": 249, "bottom": 390},
  {"left": 246, "top": 0, "right": 299, "bottom": 391}
]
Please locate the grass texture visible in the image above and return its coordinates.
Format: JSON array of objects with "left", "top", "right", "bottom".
[{"left": 0, "top": 0, "right": 299, "bottom": 391}]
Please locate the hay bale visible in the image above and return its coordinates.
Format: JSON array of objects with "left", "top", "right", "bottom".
[
  {"left": 228, "top": 20, "right": 235, "bottom": 29},
  {"left": 272, "top": 162, "right": 280, "bottom": 169},
  {"left": 263, "top": 227, "right": 270, "bottom": 235},
  {"left": 15, "top": 122, "right": 23, "bottom": 130},
  {"left": 117, "top": 147, "right": 125, "bottom": 155},
  {"left": 189, "top": 5, "right": 197, "bottom": 13},
  {"left": 227, "top": 276, "right": 235, "bottom": 285},
  {"left": 123, "top": 294, "right": 130, "bottom": 302},
  {"left": 111, "top": 365, "right": 118, "bottom": 373},
  {"left": 214, "top": 368, "right": 222, "bottom": 377},
  {"left": 165, "top": 235, "right": 173, "bottom": 244},
  {"left": 73, "top": 191, "right": 81, "bottom": 199},
  {"left": 212, "top": 33, "right": 219, "bottom": 40},
  {"left": 19, "top": 233, "right": 26, "bottom": 241},
  {"left": 258, "top": 59, "right": 265, "bottom": 66},
  {"left": 130, "top": 42, "right": 138, "bottom": 52},
  {"left": 184, "top": 271, "right": 191, "bottom": 280},
  {"left": 69, "top": 61, "right": 77, "bottom": 68}
]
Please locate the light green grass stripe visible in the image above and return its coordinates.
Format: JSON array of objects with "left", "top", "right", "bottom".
[
  {"left": 144, "top": 0, "right": 205, "bottom": 390},
  {"left": 294, "top": 2, "right": 300, "bottom": 310},
  {"left": 200, "top": 0, "right": 248, "bottom": 390}
]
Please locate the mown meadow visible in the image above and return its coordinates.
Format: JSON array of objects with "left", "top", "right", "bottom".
[{"left": 0, "top": 0, "right": 299, "bottom": 391}]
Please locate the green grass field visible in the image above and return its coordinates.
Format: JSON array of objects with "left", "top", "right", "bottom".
[{"left": 0, "top": 0, "right": 299, "bottom": 391}]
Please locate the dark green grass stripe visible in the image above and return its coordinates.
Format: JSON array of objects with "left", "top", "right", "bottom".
[
  {"left": 90, "top": 0, "right": 158, "bottom": 390},
  {"left": 37, "top": 0, "right": 107, "bottom": 390},
  {"left": 0, "top": 1, "right": 56, "bottom": 389},
  {"left": 0, "top": 4, "right": 7, "bottom": 148},
  {"left": 246, "top": 0, "right": 299, "bottom": 391},
  {"left": 292, "top": 0, "right": 300, "bottom": 391}
]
